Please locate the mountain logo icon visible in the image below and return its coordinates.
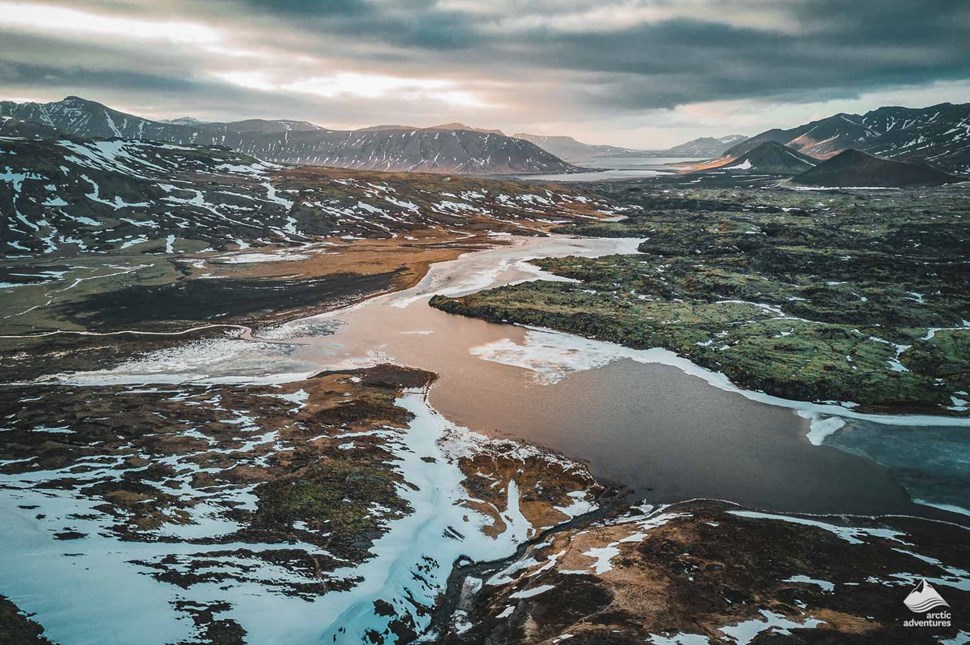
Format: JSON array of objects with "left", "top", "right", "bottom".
[{"left": 903, "top": 579, "right": 949, "bottom": 613}]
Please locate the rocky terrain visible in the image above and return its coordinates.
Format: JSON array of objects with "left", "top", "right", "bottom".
[
  {"left": 432, "top": 184, "right": 970, "bottom": 415},
  {"left": 0, "top": 143, "right": 626, "bottom": 641},
  {"left": 1, "top": 134, "right": 603, "bottom": 257},
  {"left": 1, "top": 131, "right": 613, "bottom": 345},
  {"left": 441, "top": 499, "right": 970, "bottom": 643},
  {"left": 4, "top": 129, "right": 970, "bottom": 644},
  {"left": 0, "top": 97, "right": 576, "bottom": 175},
  {"left": 719, "top": 102, "right": 970, "bottom": 175},
  {"left": 0, "top": 361, "right": 604, "bottom": 643}
]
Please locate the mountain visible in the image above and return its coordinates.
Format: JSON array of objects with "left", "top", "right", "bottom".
[
  {"left": 0, "top": 135, "right": 602, "bottom": 256},
  {"left": 430, "top": 122, "right": 506, "bottom": 136},
  {"left": 791, "top": 149, "right": 963, "bottom": 187},
  {"left": 664, "top": 135, "right": 747, "bottom": 157},
  {"left": 721, "top": 103, "right": 970, "bottom": 175},
  {"left": 165, "top": 117, "right": 208, "bottom": 126},
  {"left": 0, "top": 96, "right": 575, "bottom": 175},
  {"left": 708, "top": 141, "right": 817, "bottom": 174},
  {"left": 360, "top": 123, "right": 505, "bottom": 135},
  {"left": 513, "top": 133, "right": 633, "bottom": 162}
]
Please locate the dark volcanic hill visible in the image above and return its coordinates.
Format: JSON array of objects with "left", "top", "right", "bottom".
[
  {"left": 721, "top": 103, "right": 970, "bottom": 175},
  {"left": 792, "top": 149, "right": 963, "bottom": 187},
  {"left": 512, "top": 133, "right": 632, "bottom": 162},
  {"left": 0, "top": 96, "right": 575, "bottom": 175},
  {"left": 708, "top": 141, "right": 817, "bottom": 174},
  {"left": 665, "top": 134, "right": 747, "bottom": 157}
]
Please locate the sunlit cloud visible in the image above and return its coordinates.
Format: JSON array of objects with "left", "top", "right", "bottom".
[
  {"left": 0, "top": 2, "right": 221, "bottom": 45},
  {"left": 217, "top": 71, "right": 491, "bottom": 108}
]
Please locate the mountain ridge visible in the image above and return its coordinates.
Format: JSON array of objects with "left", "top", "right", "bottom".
[
  {"left": 721, "top": 103, "right": 970, "bottom": 175},
  {"left": 664, "top": 134, "right": 747, "bottom": 157},
  {"left": 0, "top": 96, "right": 574, "bottom": 175}
]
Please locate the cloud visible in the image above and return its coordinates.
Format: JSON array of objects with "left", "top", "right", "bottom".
[
  {"left": 0, "top": 60, "right": 199, "bottom": 94},
  {"left": 1, "top": 0, "right": 967, "bottom": 147},
  {"left": 241, "top": 0, "right": 372, "bottom": 16}
]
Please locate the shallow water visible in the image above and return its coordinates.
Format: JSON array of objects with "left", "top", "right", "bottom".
[{"left": 519, "top": 155, "right": 701, "bottom": 182}]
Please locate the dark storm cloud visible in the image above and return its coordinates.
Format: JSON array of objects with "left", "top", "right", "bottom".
[
  {"left": 203, "top": 0, "right": 970, "bottom": 108},
  {"left": 515, "top": 9, "right": 970, "bottom": 109},
  {"left": 0, "top": 63, "right": 184, "bottom": 93},
  {"left": 2, "top": 0, "right": 968, "bottom": 140},
  {"left": 231, "top": 0, "right": 479, "bottom": 49}
]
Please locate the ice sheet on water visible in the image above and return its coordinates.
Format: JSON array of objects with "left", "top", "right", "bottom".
[
  {"left": 469, "top": 328, "right": 970, "bottom": 432},
  {"left": 45, "top": 337, "right": 317, "bottom": 386}
]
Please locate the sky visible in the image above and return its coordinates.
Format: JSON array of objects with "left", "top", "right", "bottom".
[{"left": 1, "top": 0, "right": 968, "bottom": 148}]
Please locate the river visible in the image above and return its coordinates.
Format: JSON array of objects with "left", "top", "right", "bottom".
[
  {"left": 518, "top": 155, "right": 702, "bottom": 182},
  {"left": 73, "top": 234, "right": 970, "bottom": 520}
]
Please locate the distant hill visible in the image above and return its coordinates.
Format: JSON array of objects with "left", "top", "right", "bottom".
[
  {"left": 792, "top": 149, "right": 963, "bottom": 187},
  {"left": 708, "top": 141, "right": 817, "bottom": 174},
  {"left": 513, "top": 133, "right": 633, "bottom": 162},
  {"left": 0, "top": 96, "right": 575, "bottom": 175},
  {"left": 362, "top": 123, "right": 506, "bottom": 135},
  {"left": 664, "top": 134, "right": 747, "bottom": 157},
  {"left": 431, "top": 123, "right": 506, "bottom": 136},
  {"left": 721, "top": 103, "right": 970, "bottom": 175},
  {"left": 0, "top": 135, "right": 605, "bottom": 255}
]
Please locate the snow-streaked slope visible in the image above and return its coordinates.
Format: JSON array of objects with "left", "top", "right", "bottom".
[
  {"left": 0, "top": 136, "right": 608, "bottom": 255},
  {"left": 0, "top": 97, "right": 577, "bottom": 175},
  {"left": 721, "top": 102, "right": 970, "bottom": 175}
]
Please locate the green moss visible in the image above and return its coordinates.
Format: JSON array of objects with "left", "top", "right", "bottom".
[
  {"left": 254, "top": 456, "right": 410, "bottom": 551},
  {"left": 432, "top": 185, "right": 970, "bottom": 414}
]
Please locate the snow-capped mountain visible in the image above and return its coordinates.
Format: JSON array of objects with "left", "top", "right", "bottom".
[
  {"left": 0, "top": 97, "right": 576, "bottom": 175},
  {"left": 664, "top": 134, "right": 748, "bottom": 157},
  {"left": 721, "top": 103, "right": 970, "bottom": 175}
]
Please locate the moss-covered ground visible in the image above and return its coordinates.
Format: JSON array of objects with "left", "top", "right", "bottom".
[{"left": 432, "top": 185, "right": 970, "bottom": 414}]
